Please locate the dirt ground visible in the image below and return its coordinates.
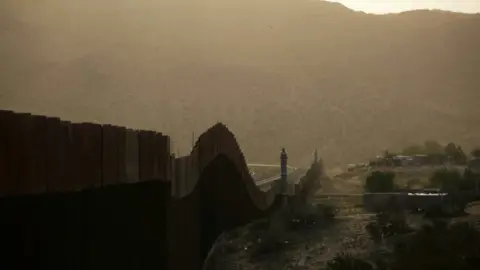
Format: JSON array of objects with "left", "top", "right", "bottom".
[
  {"left": 206, "top": 168, "right": 374, "bottom": 269},
  {"left": 206, "top": 166, "right": 477, "bottom": 269},
  {"left": 205, "top": 212, "right": 375, "bottom": 269}
]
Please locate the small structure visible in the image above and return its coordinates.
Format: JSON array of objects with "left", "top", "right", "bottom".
[
  {"left": 413, "top": 154, "right": 429, "bottom": 166},
  {"left": 392, "top": 155, "right": 415, "bottom": 166},
  {"left": 363, "top": 188, "right": 448, "bottom": 212}
]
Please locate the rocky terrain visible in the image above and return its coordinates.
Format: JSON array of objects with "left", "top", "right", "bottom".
[
  {"left": 205, "top": 167, "right": 373, "bottom": 269},
  {"left": 205, "top": 212, "right": 375, "bottom": 269},
  {"left": 207, "top": 166, "right": 480, "bottom": 269}
]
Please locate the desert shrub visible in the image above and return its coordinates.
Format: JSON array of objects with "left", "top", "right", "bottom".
[
  {"left": 365, "top": 212, "right": 414, "bottom": 244},
  {"left": 391, "top": 221, "right": 480, "bottom": 270},
  {"left": 365, "top": 222, "right": 382, "bottom": 244},
  {"left": 250, "top": 233, "right": 294, "bottom": 261},
  {"left": 289, "top": 204, "right": 337, "bottom": 231},
  {"left": 382, "top": 213, "right": 414, "bottom": 237},
  {"left": 428, "top": 168, "right": 462, "bottom": 191},
  {"left": 462, "top": 168, "right": 477, "bottom": 190},
  {"left": 312, "top": 203, "right": 337, "bottom": 219},
  {"left": 326, "top": 253, "right": 374, "bottom": 270},
  {"left": 252, "top": 236, "right": 282, "bottom": 256},
  {"left": 471, "top": 148, "right": 480, "bottom": 159},
  {"left": 444, "top": 143, "right": 467, "bottom": 165},
  {"left": 406, "top": 178, "right": 422, "bottom": 189},
  {"left": 322, "top": 204, "right": 338, "bottom": 219}
]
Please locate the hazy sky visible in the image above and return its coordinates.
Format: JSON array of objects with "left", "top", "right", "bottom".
[{"left": 330, "top": 0, "right": 480, "bottom": 14}]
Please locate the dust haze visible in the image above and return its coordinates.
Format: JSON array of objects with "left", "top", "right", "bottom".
[{"left": 1, "top": 0, "right": 479, "bottom": 167}]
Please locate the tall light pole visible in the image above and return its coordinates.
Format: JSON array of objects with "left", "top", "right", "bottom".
[{"left": 281, "top": 148, "right": 288, "bottom": 206}]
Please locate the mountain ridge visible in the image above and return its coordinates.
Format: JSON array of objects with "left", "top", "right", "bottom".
[{"left": 1, "top": 0, "right": 479, "bottom": 167}]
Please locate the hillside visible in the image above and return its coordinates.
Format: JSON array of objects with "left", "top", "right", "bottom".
[{"left": 1, "top": 0, "right": 479, "bottom": 167}]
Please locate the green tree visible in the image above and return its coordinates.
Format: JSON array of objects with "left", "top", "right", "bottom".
[
  {"left": 454, "top": 146, "right": 467, "bottom": 165},
  {"left": 364, "top": 171, "right": 396, "bottom": 193},
  {"left": 382, "top": 150, "right": 396, "bottom": 166},
  {"left": 444, "top": 143, "right": 467, "bottom": 164},
  {"left": 444, "top": 142, "right": 458, "bottom": 156},
  {"left": 428, "top": 168, "right": 462, "bottom": 192},
  {"left": 402, "top": 144, "right": 425, "bottom": 155},
  {"left": 462, "top": 168, "right": 477, "bottom": 190},
  {"left": 471, "top": 147, "right": 480, "bottom": 159}
]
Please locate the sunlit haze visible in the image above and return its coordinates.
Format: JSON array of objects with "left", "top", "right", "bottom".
[
  {"left": 1, "top": 0, "right": 479, "bottom": 167},
  {"left": 329, "top": 0, "right": 480, "bottom": 14}
]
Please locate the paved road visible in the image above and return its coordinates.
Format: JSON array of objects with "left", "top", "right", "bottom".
[
  {"left": 247, "top": 163, "right": 296, "bottom": 170},
  {"left": 247, "top": 163, "right": 298, "bottom": 186},
  {"left": 315, "top": 192, "right": 448, "bottom": 198}
]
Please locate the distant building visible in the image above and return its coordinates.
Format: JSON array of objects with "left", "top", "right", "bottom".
[
  {"left": 392, "top": 155, "right": 414, "bottom": 166},
  {"left": 413, "top": 155, "right": 428, "bottom": 165},
  {"left": 369, "top": 153, "right": 450, "bottom": 168},
  {"left": 363, "top": 189, "right": 475, "bottom": 213}
]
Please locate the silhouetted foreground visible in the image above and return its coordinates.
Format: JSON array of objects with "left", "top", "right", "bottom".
[
  {"left": 0, "top": 109, "right": 319, "bottom": 270},
  {"left": 0, "top": 180, "right": 171, "bottom": 270},
  {"left": 329, "top": 216, "right": 480, "bottom": 270}
]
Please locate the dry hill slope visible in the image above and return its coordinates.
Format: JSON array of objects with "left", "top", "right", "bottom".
[{"left": 1, "top": 0, "right": 479, "bottom": 167}]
